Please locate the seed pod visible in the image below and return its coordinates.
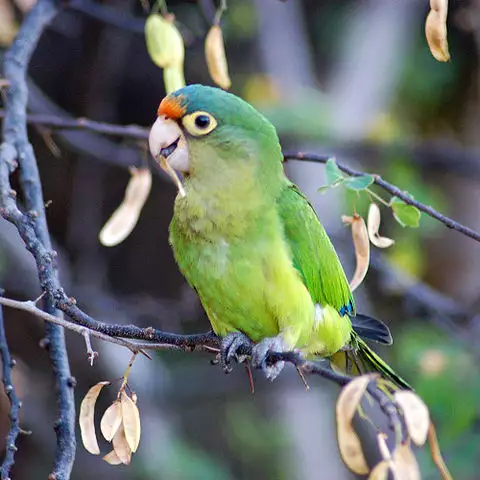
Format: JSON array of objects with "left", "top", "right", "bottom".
[
  {"left": 79, "top": 381, "right": 110, "bottom": 455},
  {"left": 425, "top": 0, "right": 450, "bottom": 62},
  {"left": 392, "top": 444, "right": 421, "bottom": 480},
  {"left": 205, "top": 25, "right": 231, "bottom": 90},
  {"left": 103, "top": 449, "right": 122, "bottom": 465},
  {"left": 336, "top": 375, "right": 373, "bottom": 475},
  {"left": 99, "top": 168, "right": 152, "bottom": 247},
  {"left": 145, "top": 14, "right": 185, "bottom": 68},
  {"left": 112, "top": 424, "right": 131, "bottom": 465},
  {"left": 367, "top": 203, "right": 394, "bottom": 248},
  {"left": 368, "top": 461, "right": 389, "bottom": 480},
  {"left": 342, "top": 214, "right": 370, "bottom": 291},
  {"left": 101, "top": 401, "right": 123, "bottom": 442},
  {"left": 163, "top": 64, "right": 186, "bottom": 94},
  {"left": 394, "top": 390, "right": 430, "bottom": 446},
  {"left": 121, "top": 391, "right": 141, "bottom": 453}
]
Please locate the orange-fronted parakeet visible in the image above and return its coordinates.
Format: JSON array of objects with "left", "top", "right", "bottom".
[{"left": 148, "top": 84, "right": 409, "bottom": 389}]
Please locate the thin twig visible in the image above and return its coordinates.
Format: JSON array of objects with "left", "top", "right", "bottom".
[
  {"left": 81, "top": 329, "right": 97, "bottom": 366},
  {"left": 0, "top": 307, "right": 22, "bottom": 480},
  {"left": 1, "top": 111, "right": 149, "bottom": 141},
  {"left": 0, "top": 297, "right": 151, "bottom": 356},
  {"left": 428, "top": 421, "right": 453, "bottom": 480},
  {"left": 284, "top": 151, "right": 480, "bottom": 243}
]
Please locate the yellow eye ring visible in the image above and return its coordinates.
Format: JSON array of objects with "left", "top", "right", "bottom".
[{"left": 182, "top": 111, "right": 217, "bottom": 136}]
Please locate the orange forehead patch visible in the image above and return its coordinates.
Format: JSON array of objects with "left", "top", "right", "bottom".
[{"left": 157, "top": 95, "right": 186, "bottom": 120}]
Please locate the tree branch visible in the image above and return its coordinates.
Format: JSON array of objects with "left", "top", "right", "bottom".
[
  {"left": 284, "top": 151, "right": 480, "bottom": 243},
  {"left": 0, "top": 306, "right": 22, "bottom": 480},
  {"left": 0, "top": 294, "right": 405, "bottom": 456},
  {"left": 1, "top": 0, "right": 76, "bottom": 478},
  {"left": 1, "top": 111, "right": 149, "bottom": 141},
  {"left": 3, "top": 111, "right": 478, "bottom": 243}
]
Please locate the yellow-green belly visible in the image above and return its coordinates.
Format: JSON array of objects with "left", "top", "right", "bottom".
[{"left": 170, "top": 220, "right": 315, "bottom": 350}]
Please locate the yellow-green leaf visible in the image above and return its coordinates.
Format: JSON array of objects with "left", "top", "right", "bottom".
[
  {"left": 344, "top": 175, "right": 374, "bottom": 191},
  {"left": 325, "top": 158, "right": 344, "bottom": 185},
  {"left": 391, "top": 198, "right": 421, "bottom": 228}
]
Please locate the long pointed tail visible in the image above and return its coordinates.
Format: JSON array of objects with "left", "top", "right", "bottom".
[{"left": 330, "top": 334, "right": 412, "bottom": 390}]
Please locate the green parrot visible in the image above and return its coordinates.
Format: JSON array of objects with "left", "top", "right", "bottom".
[{"left": 148, "top": 84, "right": 410, "bottom": 389}]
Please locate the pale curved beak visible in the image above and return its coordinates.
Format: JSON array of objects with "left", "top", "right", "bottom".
[{"left": 148, "top": 116, "right": 190, "bottom": 173}]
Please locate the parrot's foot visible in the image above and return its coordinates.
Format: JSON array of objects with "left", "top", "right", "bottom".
[
  {"left": 252, "top": 336, "right": 286, "bottom": 381},
  {"left": 220, "top": 332, "right": 253, "bottom": 373}
]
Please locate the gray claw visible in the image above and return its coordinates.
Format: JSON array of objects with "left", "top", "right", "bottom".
[
  {"left": 251, "top": 336, "right": 286, "bottom": 381},
  {"left": 220, "top": 332, "right": 253, "bottom": 373}
]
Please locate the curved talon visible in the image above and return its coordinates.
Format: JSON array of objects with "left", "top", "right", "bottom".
[
  {"left": 220, "top": 332, "right": 253, "bottom": 373},
  {"left": 251, "top": 336, "right": 286, "bottom": 381}
]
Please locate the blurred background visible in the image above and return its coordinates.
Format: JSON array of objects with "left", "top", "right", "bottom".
[{"left": 0, "top": 0, "right": 479, "bottom": 478}]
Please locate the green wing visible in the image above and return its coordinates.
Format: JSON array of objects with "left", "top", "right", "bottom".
[{"left": 277, "top": 182, "right": 355, "bottom": 316}]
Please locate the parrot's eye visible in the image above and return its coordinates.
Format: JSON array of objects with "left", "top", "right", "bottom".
[
  {"left": 182, "top": 111, "right": 217, "bottom": 137},
  {"left": 195, "top": 115, "right": 210, "bottom": 128}
]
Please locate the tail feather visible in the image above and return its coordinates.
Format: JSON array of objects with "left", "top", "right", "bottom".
[
  {"left": 331, "top": 334, "right": 412, "bottom": 390},
  {"left": 351, "top": 314, "right": 392, "bottom": 345}
]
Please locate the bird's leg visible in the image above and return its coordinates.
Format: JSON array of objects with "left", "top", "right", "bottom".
[
  {"left": 220, "top": 332, "right": 253, "bottom": 373},
  {"left": 251, "top": 335, "right": 286, "bottom": 381}
]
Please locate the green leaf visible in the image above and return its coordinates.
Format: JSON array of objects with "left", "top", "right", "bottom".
[
  {"left": 325, "top": 158, "right": 344, "bottom": 185},
  {"left": 344, "top": 175, "right": 374, "bottom": 191},
  {"left": 317, "top": 185, "right": 331, "bottom": 194},
  {"left": 391, "top": 198, "right": 421, "bottom": 227},
  {"left": 317, "top": 178, "right": 346, "bottom": 194}
]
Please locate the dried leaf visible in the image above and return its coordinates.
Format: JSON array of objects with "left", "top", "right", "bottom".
[
  {"left": 0, "top": 0, "right": 18, "bottom": 47},
  {"left": 377, "top": 433, "right": 392, "bottom": 461},
  {"left": 425, "top": 0, "right": 450, "bottom": 62},
  {"left": 343, "top": 215, "right": 370, "bottom": 291},
  {"left": 337, "top": 424, "right": 369, "bottom": 475},
  {"left": 394, "top": 391, "right": 430, "bottom": 446},
  {"left": 205, "top": 25, "right": 231, "bottom": 90},
  {"left": 112, "top": 424, "right": 131, "bottom": 465},
  {"left": 145, "top": 14, "right": 185, "bottom": 68},
  {"left": 79, "top": 381, "right": 110, "bottom": 455},
  {"left": 367, "top": 203, "right": 395, "bottom": 248},
  {"left": 392, "top": 444, "right": 421, "bottom": 480},
  {"left": 103, "top": 449, "right": 122, "bottom": 465},
  {"left": 368, "top": 461, "right": 390, "bottom": 480},
  {"left": 100, "top": 401, "right": 123, "bottom": 442},
  {"left": 337, "top": 375, "right": 373, "bottom": 423},
  {"left": 121, "top": 391, "right": 141, "bottom": 453},
  {"left": 99, "top": 168, "right": 152, "bottom": 247},
  {"left": 13, "top": 0, "right": 36, "bottom": 13},
  {"left": 336, "top": 375, "right": 373, "bottom": 475}
]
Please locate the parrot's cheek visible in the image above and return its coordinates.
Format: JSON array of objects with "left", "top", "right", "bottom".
[{"left": 166, "top": 136, "right": 190, "bottom": 172}]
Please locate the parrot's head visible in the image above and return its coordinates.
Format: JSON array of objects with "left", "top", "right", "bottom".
[{"left": 148, "top": 84, "right": 282, "bottom": 196}]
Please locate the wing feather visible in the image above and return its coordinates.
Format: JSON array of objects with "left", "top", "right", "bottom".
[{"left": 277, "top": 183, "right": 355, "bottom": 315}]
